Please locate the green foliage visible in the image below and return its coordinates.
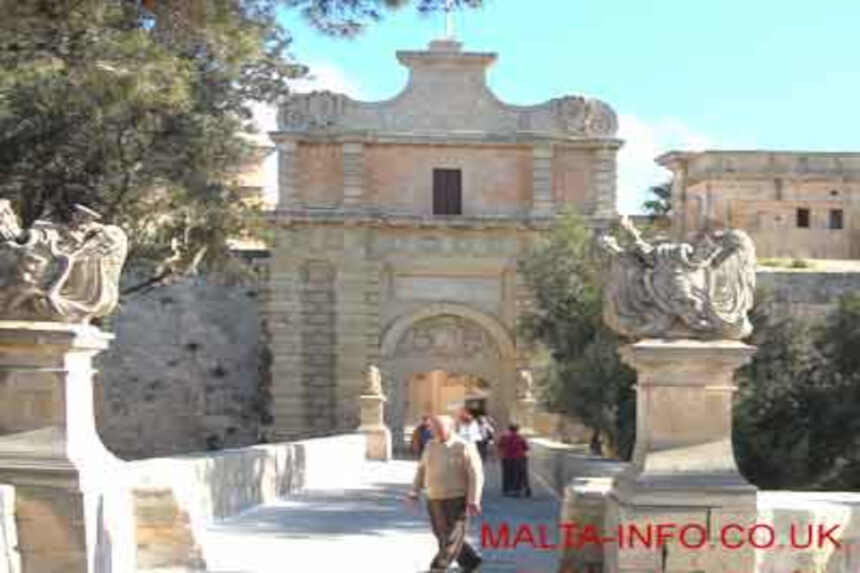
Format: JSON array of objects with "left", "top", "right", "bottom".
[
  {"left": 287, "top": 0, "right": 482, "bottom": 36},
  {"left": 521, "top": 210, "right": 860, "bottom": 480},
  {"left": 518, "top": 209, "right": 636, "bottom": 458},
  {"left": 641, "top": 180, "right": 671, "bottom": 217},
  {"left": 0, "top": 0, "right": 472, "bottom": 292},
  {"left": 734, "top": 292, "right": 860, "bottom": 489},
  {"left": 0, "top": 1, "right": 304, "bottom": 288}
]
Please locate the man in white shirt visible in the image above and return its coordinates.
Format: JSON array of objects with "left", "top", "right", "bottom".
[
  {"left": 456, "top": 408, "right": 482, "bottom": 449},
  {"left": 408, "top": 414, "right": 484, "bottom": 572}
]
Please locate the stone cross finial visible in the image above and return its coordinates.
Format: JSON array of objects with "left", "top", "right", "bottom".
[{"left": 444, "top": 0, "right": 455, "bottom": 39}]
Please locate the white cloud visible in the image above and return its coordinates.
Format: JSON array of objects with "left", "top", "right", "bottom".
[
  {"left": 289, "top": 62, "right": 364, "bottom": 98},
  {"left": 616, "top": 114, "right": 715, "bottom": 214}
]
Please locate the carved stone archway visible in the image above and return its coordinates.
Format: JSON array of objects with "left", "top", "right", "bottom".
[{"left": 379, "top": 304, "right": 518, "bottom": 450}]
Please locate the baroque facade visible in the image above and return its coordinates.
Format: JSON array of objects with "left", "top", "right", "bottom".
[
  {"left": 659, "top": 150, "right": 860, "bottom": 259},
  {"left": 265, "top": 39, "right": 621, "bottom": 445}
]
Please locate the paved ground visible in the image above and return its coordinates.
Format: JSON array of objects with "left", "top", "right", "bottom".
[{"left": 202, "top": 457, "right": 562, "bottom": 573}]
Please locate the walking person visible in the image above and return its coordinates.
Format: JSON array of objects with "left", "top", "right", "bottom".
[
  {"left": 497, "top": 423, "right": 530, "bottom": 497},
  {"left": 456, "top": 408, "right": 482, "bottom": 451},
  {"left": 476, "top": 415, "right": 495, "bottom": 462},
  {"left": 407, "top": 414, "right": 484, "bottom": 572},
  {"left": 410, "top": 415, "right": 433, "bottom": 458}
]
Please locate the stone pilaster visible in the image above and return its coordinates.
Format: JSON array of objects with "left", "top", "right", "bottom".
[
  {"left": 342, "top": 142, "right": 365, "bottom": 207},
  {"left": 531, "top": 145, "right": 554, "bottom": 217},
  {"left": 0, "top": 322, "right": 132, "bottom": 573},
  {"left": 590, "top": 146, "right": 618, "bottom": 219},
  {"left": 334, "top": 229, "right": 377, "bottom": 432},
  {"left": 672, "top": 163, "right": 688, "bottom": 239},
  {"left": 276, "top": 139, "right": 298, "bottom": 208},
  {"left": 266, "top": 229, "right": 308, "bottom": 440}
]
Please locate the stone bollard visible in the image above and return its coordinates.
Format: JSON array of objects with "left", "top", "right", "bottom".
[
  {"left": 515, "top": 368, "right": 537, "bottom": 436},
  {"left": 0, "top": 322, "right": 132, "bottom": 573},
  {"left": 357, "top": 365, "right": 392, "bottom": 461}
]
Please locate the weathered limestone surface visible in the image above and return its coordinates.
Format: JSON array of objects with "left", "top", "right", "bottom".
[
  {"left": 591, "top": 218, "right": 760, "bottom": 571},
  {"left": 96, "top": 276, "right": 265, "bottom": 459},
  {"left": 659, "top": 150, "right": 860, "bottom": 259},
  {"left": 357, "top": 366, "right": 392, "bottom": 461},
  {"left": 756, "top": 268, "right": 860, "bottom": 319},
  {"left": 0, "top": 322, "right": 134, "bottom": 573},
  {"left": 528, "top": 438, "right": 627, "bottom": 496},
  {"left": 600, "top": 340, "right": 758, "bottom": 572},
  {"left": 264, "top": 38, "right": 622, "bottom": 443},
  {"left": 127, "top": 433, "right": 366, "bottom": 570}
]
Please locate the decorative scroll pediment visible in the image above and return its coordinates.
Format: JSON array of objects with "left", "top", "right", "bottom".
[{"left": 276, "top": 43, "right": 618, "bottom": 138}]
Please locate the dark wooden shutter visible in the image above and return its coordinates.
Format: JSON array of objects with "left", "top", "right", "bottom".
[
  {"left": 830, "top": 209, "right": 844, "bottom": 229},
  {"left": 433, "top": 169, "right": 462, "bottom": 215}
]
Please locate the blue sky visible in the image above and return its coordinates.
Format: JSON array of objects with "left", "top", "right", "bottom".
[{"left": 259, "top": 0, "right": 860, "bottom": 213}]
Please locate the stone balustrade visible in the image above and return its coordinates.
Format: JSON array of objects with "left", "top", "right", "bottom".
[
  {"left": 528, "top": 437, "right": 628, "bottom": 496},
  {"left": 126, "top": 433, "right": 366, "bottom": 571}
]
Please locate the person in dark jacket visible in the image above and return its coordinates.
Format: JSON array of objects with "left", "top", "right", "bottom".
[{"left": 496, "top": 424, "right": 531, "bottom": 497}]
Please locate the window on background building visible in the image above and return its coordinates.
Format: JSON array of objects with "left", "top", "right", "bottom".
[
  {"left": 830, "top": 209, "right": 844, "bottom": 230},
  {"left": 796, "top": 208, "right": 810, "bottom": 228},
  {"left": 433, "top": 168, "right": 462, "bottom": 215}
]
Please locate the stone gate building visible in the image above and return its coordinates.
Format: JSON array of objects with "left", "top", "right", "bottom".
[{"left": 265, "top": 38, "right": 621, "bottom": 446}]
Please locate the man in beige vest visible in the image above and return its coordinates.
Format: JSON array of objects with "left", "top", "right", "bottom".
[{"left": 408, "top": 414, "right": 484, "bottom": 572}]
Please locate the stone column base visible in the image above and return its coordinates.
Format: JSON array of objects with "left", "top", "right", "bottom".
[
  {"left": 358, "top": 426, "right": 392, "bottom": 461},
  {"left": 599, "top": 338, "right": 758, "bottom": 572},
  {"left": 358, "top": 393, "right": 392, "bottom": 461},
  {"left": 0, "top": 322, "right": 132, "bottom": 573}
]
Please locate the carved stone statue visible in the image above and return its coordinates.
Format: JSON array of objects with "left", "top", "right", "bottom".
[
  {"left": 516, "top": 368, "right": 535, "bottom": 401},
  {"left": 0, "top": 202, "right": 128, "bottom": 323},
  {"left": 598, "top": 216, "right": 755, "bottom": 340},
  {"left": 362, "top": 364, "right": 384, "bottom": 396}
]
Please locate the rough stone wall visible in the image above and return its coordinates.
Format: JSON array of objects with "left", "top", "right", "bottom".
[
  {"left": 95, "top": 276, "right": 265, "bottom": 460},
  {"left": 756, "top": 269, "right": 860, "bottom": 320}
]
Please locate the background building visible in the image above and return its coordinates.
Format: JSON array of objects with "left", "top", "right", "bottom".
[
  {"left": 265, "top": 38, "right": 621, "bottom": 445},
  {"left": 659, "top": 150, "right": 860, "bottom": 260}
]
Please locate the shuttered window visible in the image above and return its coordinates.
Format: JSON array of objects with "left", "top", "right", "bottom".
[
  {"left": 433, "top": 168, "right": 462, "bottom": 215},
  {"left": 830, "top": 209, "right": 844, "bottom": 230}
]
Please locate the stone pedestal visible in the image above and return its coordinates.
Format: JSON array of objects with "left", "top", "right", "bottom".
[
  {"left": 0, "top": 322, "right": 129, "bottom": 573},
  {"left": 605, "top": 339, "right": 758, "bottom": 573},
  {"left": 515, "top": 397, "right": 537, "bottom": 437},
  {"left": 358, "top": 394, "right": 392, "bottom": 461}
]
